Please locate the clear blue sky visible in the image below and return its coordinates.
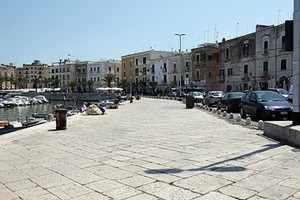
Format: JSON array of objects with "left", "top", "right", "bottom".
[{"left": 0, "top": 0, "right": 293, "bottom": 66}]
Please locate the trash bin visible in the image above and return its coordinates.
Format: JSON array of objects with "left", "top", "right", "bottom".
[
  {"left": 55, "top": 109, "right": 68, "bottom": 130},
  {"left": 186, "top": 96, "right": 194, "bottom": 109}
]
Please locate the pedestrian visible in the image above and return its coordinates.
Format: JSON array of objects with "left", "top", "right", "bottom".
[{"left": 97, "top": 105, "right": 107, "bottom": 115}]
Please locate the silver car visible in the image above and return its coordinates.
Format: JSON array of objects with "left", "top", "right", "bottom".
[{"left": 204, "top": 91, "right": 224, "bottom": 106}]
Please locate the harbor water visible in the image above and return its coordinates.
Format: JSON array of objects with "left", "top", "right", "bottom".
[{"left": 0, "top": 101, "right": 79, "bottom": 122}]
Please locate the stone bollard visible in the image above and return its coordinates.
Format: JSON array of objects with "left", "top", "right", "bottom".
[
  {"left": 236, "top": 114, "right": 242, "bottom": 122},
  {"left": 257, "top": 120, "right": 264, "bottom": 130},
  {"left": 217, "top": 110, "right": 222, "bottom": 115},
  {"left": 222, "top": 111, "right": 227, "bottom": 117},
  {"left": 245, "top": 117, "right": 251, "bottom": 125},
  {"left": 213, "top": 108, "right": 217, "bottom": 113},
  {"left": 229, "top": 113, "right": 234, "bottom": 119},
  {"left": 47, "top": 113, "right": 54, "bottom": 122}
]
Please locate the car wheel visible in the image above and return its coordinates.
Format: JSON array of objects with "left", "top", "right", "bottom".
[{"left": 240, "top": 107, "right": 246, "bottom": 118}]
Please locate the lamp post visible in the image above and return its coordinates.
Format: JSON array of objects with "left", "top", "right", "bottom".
[{"left": 175, "top": 33, "right": 185, "bottom": 96}]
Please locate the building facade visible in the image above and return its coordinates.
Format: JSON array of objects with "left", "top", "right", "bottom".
[
  {"left": 22, "top": 60, "right": 50, "bottom": 89},
  {"left": 0, "top": 63, "right": 17, "bottom": 90},
  {"left": 87, "top": 60, "right": 121, "bottom": 90},
  {"left": 191, "top": 43, "right": 220, "bottom": 91}
]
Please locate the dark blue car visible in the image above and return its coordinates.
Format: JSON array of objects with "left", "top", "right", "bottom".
[{"left": 239, "top": 91, "right": 293, "bottom": 120}]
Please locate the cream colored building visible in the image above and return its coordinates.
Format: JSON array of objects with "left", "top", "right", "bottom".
[{"left": 0, "top": 63, "right": 17, "bottom": 90}]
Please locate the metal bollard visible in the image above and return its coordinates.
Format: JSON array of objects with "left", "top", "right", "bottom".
[{"left": 55, "top": 109, "right": 68, "bottom": 130}]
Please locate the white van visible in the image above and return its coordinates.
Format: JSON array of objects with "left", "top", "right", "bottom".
[{"left": 288, "top": 84, "right": 293, "bottom": 102}]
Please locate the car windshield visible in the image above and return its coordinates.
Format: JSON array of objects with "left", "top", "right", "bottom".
[
  {"left": 193, "top": 92, "right": 203, "bottom": 96},
  {"left": 277, "top": 89, "right": 288, "bottom": 95},
  {"left": 227, "top": 92, "right": 244, "bottom": 98},
  {"left": 210, "top": 91, "right": 223, "bottom": 96},
  {"left": 257, "top": 92, "right": 286, "bottom": 101}
]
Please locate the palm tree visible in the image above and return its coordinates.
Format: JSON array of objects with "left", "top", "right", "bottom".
[
  {"left": 0, "top": 77, "right": 4, "bottom": 90},
  {"left": 9, "top": 77, "right": 14, "bottom": 89},
  {"left": 103, "top": 74, "right": 116, "bottom": 88},
  {"left": 86, "top": 80, "right": 94, "bottom": 92},
  {"left": 42, "top": 78, "right": 51, "bottom": 88},
  {"left": 4, "top": 76, "right": 9, "bottom": 90},
  {"left": 148, "top": 81, "right": 157, "bottom": 94},
  {"left": 117, "top": 79, "right": 128, "bottom": 91},
  {"left": 51, "top": 78, "right": 60, "bottom": 88},
  {"left": 32, "top": 78, "right": 40, "bottom": 93},
  {"left": 68, "top": 81, "right": 77, "bottom": 93}
]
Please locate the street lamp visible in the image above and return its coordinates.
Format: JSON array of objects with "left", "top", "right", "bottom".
[{"left": 175, "top": 33, "right": 185, "bottom": 96}]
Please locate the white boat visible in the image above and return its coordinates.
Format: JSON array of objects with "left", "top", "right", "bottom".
[{"left": 35, "top": 95, "right": 49, "bottom": 103}]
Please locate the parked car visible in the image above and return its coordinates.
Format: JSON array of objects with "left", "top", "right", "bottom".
[
  {"left": 267, "top": 88, "right": 288, "bottom": 99},
  {"left": 288, "top": 84, "right": 293, "bottom": 102},
  {"left": 217, "top": 91, "right": 245, "bottom": 113},
  {"left": 239, "top": 91, "right": 293, "bottom": 120},
  {"left": 203, "top": 91, "right": 224, "bottom": 106},
  {"left": 190, "top": 91, "right": 204, "bottom": 103}
]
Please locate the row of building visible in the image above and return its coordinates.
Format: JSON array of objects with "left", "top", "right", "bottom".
[{"left": 0, "top": 22, "right": 294, "bottom": 94}]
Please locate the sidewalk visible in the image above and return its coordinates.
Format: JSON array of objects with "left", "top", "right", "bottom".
[{"left": 1, "top": 98, "right": 300, "bottom": 200}]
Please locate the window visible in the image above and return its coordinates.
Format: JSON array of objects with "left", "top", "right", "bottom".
[
  {"left": 164, "top": 74, "right": 167, "bottom": 83},
  {"left": 173, "top": 63, "right": 176, "bottom": 71},
  {"left": 143, "top": 57, "right": 146, "bottom": 64},
  {"left": 282, "top": 36, "right": 286, "bottom": 50},
  {"left": 117, "top": 67, "right": 119, "bottom": 72},
  {"left": 185, "top": 61, "right": 189, "bottom": 67},
  {"left": 123, "top": 63, "right": 126, "bottom": 69},
  {"left": 90, "top": 67, "right": 93, "bottom": 72},
  {"left": 151, "top": 65, "right": 155, "bottom": 73},
  {"left": 208, "top": 55, "right": 212, "bottom": 60},
  {"left": 244, "top": 65, "right": 248, "bottom": 74},
  {"left": 243, "top": 43, "right": 249, "bottom": 56},
  {"left": 152, "top": 76, "right": 154, "bottom": 82},
  {"left": 264, "top": 41, "right": 268, "bottom": 53},
  {"left": 263, "top": 62, "right": 268, "bottom": 72},
  {"left": 208, "top": 72, "right": 211, "bottom": 77},
  {"left": 173, "top": 75, "right": 176, "bottom": 83},
  {"left": 196, "top": 54, "right": 200, "bottom": 62},
  {"left": 135, "top": 68, "right": 139, "bottom": 76},
  {"left": 250, "top": 93, "right": 256, "bottom": 101},
  {"left": 225, "top": 48, "right": 230, "bottom": 60},
  {"left": 135, "top": 58, "right": 138, "bottom": 66},
  {"left": 196, "top": 70, "right": 200, "bottom": 80},
  {"left": 281, "top": 59, "right": 287, "bottom": 70},
  {"left": 109, "top": 67, "right": 111, "bottom": 71},
  {"left": 228, "top": 68, "right": 233, "bottom": 76}
]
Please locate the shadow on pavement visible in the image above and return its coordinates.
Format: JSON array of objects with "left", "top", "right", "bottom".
[{"left": 144, "top": 143, "right": 282, "bottom": 175}]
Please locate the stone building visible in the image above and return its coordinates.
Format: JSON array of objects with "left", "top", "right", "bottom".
[
  {"left": 255, "top": 24, "right": 293, "bottom": 90},
  {"left": 191, "top": 43, "right": 220, "bottom": 91},
  {"left": 219, "top": 33, "right": 256, "bottom": 91}
]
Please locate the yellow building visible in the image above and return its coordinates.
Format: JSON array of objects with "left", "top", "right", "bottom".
[{"left": 121, "top": 50, "right": 174, "bottom": 93}]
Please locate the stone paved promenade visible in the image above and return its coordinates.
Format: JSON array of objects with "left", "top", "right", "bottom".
[{"left": 1, "top": 98, "right": 300, "bottom": 200}]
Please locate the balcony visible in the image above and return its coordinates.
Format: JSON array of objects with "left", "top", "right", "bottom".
[
  {"left": 241, "top": 73, "right": 250, "bottom": 81},
  {"left": 173, "top": 69, "right": 177, "bottom": 73},
  {"left": 219, "top": 75, "right": 225, "bottom": 82},
  {"left": 260, "top": 71, "right": 271, "bottom": 80}
]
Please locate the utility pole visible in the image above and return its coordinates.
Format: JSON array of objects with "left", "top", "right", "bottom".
[
  {"left": 293, "top": 0, "right": 300, "bottom": 125},
  {"left": 175, "top": 33, "right": 185, "bottom": 96}
]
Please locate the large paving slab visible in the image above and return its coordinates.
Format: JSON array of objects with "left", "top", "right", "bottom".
[{"left": 0, "top": 98, "right": 300, "bottom": 200}]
